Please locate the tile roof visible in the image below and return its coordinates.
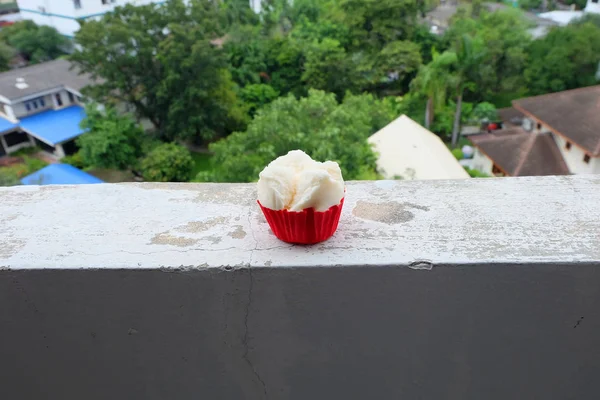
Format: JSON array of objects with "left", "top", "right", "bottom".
[
  {"left": 0, "top": 59, "right": 93, "bottom": 101},
  {"left": 497, "top": 107, "right": 524, "bottom": 127},
  {"left": 513, "top": 85, "right": 600, "bottom": 156},
  {"left": 469, "top": 128, "right": 570, "bottom": 176},
  {"left": 20, "top": 164, "right": 103, "bottom": 185}
]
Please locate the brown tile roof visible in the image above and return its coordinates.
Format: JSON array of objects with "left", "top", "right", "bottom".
[
  {"left": 469, "top": 128, "right": 570, "bottom": 176},
  {"left": 512, "top": 85, "right": 600, "bottom": 156},
  {"left": 497, "top": 107, "right": 524, "bottom": 127}
]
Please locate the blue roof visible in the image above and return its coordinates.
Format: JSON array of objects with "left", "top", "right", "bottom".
[
  {"left": 0, "top": 115, "right": 18, "bottom": 132},
  {"left": 20, "top": 164, "right": 103, "bottom": 185},
  {"left": 19, "top": 106, "right": 87, "bottom": 145}
]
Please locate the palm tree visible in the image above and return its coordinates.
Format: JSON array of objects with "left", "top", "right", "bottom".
[
  {"left": 450, "top": 34, "right": 485, "bottom": 148},
  {"left": 411, "top": 50, "right": 457, "bottom": 129}
]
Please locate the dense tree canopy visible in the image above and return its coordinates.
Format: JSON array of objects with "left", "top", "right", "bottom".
[
  {"left": 77, "top": 104, "right": 143, "bottom": 170},
  {"left": 201, "top": 90, "right": 396, "bottom": 182},
  {"left": 71, "top": 0, "right": 246, "bottom": 143},
  {"left": 0, "top": 21, "right": 68, "bottom": 63},
  {"left": 140, "top": 143, "right": 194, "bottom": 182},
  {"left": 525, "top": 21, "right": 600, "bottom": 95}
]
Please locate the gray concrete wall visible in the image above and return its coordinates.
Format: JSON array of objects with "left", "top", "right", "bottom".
[{"left": 1, "top": 177, "right": 600, "bottom": 399}]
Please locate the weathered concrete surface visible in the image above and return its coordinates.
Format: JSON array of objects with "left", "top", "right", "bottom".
[
  {"left": 1, "top": 176, "right": 600, "bottom": 269},
  {"left": 2, "top": 176, "right": 600, "bottom": 399}
]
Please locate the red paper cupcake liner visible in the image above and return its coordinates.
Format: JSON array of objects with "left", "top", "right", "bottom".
[{"left": 258, "top": 197, "right": 345, "bottom": 244}]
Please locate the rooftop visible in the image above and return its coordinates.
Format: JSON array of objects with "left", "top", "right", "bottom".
[
  {"left": 368, "top": 115, "right": 469, "bottom": 180},
  {"left": 19, "top": 105, "right": 86, "bottom": 145},
  {"left": 0, "top": 59, "right": 92, "bottom": 102},
  {"left": 469, "top": 128, "right": 570, "bottom": 176},
  {"left": 513, "top": 85, "right": 600, "bottom": 156},
  {"left": 20, "top": 164, "right": 103, "bottom": 185}
]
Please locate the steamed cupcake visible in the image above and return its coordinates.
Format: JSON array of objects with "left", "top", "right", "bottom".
[{"left": 257, "top": 150, "right": 345, "bottom": 244}]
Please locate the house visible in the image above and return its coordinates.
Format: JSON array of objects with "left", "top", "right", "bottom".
[
  {"left": 16, "top": 0, "right": 166, "bottom": 37},
  {"left": 0, "top": 59, "right": 91, "bottom": 159},
  {"left": 367, "top": 115, "right": 470, "bottom": 180},
  {"left": 469, "top": 85, "right": 600, "bottom": 176},
  {"left": 17, "top": 0, "right": 261, "bottom": 37},
  {"left": 20, "top": 163, "right": 103, "bottom": 185}
]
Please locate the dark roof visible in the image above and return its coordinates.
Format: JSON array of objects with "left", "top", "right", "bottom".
[
  {"left": 0, "top": 59, "right": 93, "bottom": 102},
  {"left": 497, "top": 107, "right": 524, "bottom": 127},
  {"left": 513, "top": 85, "right": 600, "bottom": 156},
  {"left": 469, "top": 128, "right": 570, "bottom": 177}
]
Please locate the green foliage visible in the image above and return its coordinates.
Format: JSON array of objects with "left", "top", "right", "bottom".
[
  {"left": 0, "top": 41, "right": 14, "bottom": 72},
  {"left": 445, "top": 9, "right": 531, "bottom": 102},
  {"left": 471, "top": 102, "right": 498, "bottom": 122},
  {"left": 62, "top": 151, "right": 88, "bottom": 169},
  {"left": 465, "top": 167, "right": 490, "bottom": 178},
  {"left": 24, "top": 157, "right": 47, "bottom": 174},
  {"left": 205, "top": 89, "right": 396, "bottom": 182},
  {"left": 140, "top": 143, "right": 194, "bottom": 182},
  {"left": 72, "top": 0, "right": 245, "bottom": 143},
  {"left": 240, "top": 83, "right": 280, "bottom": 116},
  {"left": 451, "top": 148, "right": 464, "bottom": 160},
  {"left": 518, "top": 0, "right": 542, "bottom": 11},
  {"left": 563, "top": 0, "right": 587, "bottom": 10},
  {"left": 77, "top": 104, "right": 143, "bottom": 170},
  {"left": 525, "top": 22, "right": 600, "bottom": 95},
  {"left": 1, "top": 21, "right": 68, "bottom": 63},
  {"left": 0, "top": 167, "right": 20, "bottom": 186}
]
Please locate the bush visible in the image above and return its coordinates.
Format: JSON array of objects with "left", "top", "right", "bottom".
[
  {"left": 465, "top": 167, "right": 490, "bottom": 178},
  {"left": 62, "top": 151, "right": 87, "bottom": 169},
  {"left": 23, "top": 156, "right": 47, "bottom": 173},
  {"left": 451, "top": 148, "right": 464, "bottom": 160},
  {"left": 0, "top": 167, "right": 20, "bottom": 186},
  {"left": 140, "top": 143, "right": 194, "bottom": 182}
]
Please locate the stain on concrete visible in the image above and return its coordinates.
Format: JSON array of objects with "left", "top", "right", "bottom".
[
  {"left": 150, "top": 233, "right": 198, "bottom": 247},
  {"left": 352, "top": 201, "right": 429, "bottom": 224},
  {"left": 228, "top": 225, "right": 247, "bottom": 239},
  {"left": 255, "top": 213, "right": 267, "bottom": 224},
  {"left": 264, "top": 260, "right": 272, "bottom": 267},
  {"left": 178, "top": 217, "right": 228, "bottom": 233},
  {"left": 0, "top": 239, "right": 25, "bottom": 259},
  {"left": 203, "top": 235, "right": 222, "bottom": 244}
]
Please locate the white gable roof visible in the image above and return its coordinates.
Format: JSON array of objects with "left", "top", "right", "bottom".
[{"left": 368, "top": 115, "right": 470, "bottom": 180}]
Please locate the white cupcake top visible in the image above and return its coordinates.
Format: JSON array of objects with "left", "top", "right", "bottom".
[{"left": 257, "top": 150, "right": 345, "bottom": 212}]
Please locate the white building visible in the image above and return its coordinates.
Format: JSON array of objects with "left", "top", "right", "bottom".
[
  {"left": 539, "top": 0, "right": 600, "bottom": 27},
  {"left": 469, "top": 85, "right": 600, "bottom": 177},
  {"left": 17, "top": 0, "right": 167, "bottom": 37},
  {"left": 17, "top": 0, "right": 262, "bottom": 37},
  {"left": 367, "top": 115, "right": 470, "bottom": 180}
]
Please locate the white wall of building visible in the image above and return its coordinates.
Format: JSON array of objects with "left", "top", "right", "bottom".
[
  {"left": 17, "top": 0, "right": 165, "bottom": 36},
  {"left": 586, "top": 0, "right": 600, "bottom": 14},
  {"left": 471, "top": 147, "right": 494, "bottom": 175},
  {"left": 553, "top": 132, "right": 600, "bottom": 174}
]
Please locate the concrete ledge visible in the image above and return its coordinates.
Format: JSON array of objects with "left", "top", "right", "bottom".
[
  {"left": 2, "top": 175, "right": 600, "bottom": 269},
  {"left": 2, "top": 176, "right": 600, "bottom": 399}
]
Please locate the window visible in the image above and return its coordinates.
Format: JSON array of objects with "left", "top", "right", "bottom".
[
  {"left": 593, "top": 0, "right": 598, "bottom": 3},
  {"left": 536, "top": 123, "right": 542, "bottom": 130},
  {"left": 584, "top": 154, "right": 591, "bottom": 164},
  {"left": 55, "top": 93, "right": 63, "bottom": 107},
  {"left": 565, "top": 141, "right": 572, "bottom": 150},
  {"left": 101, "top": 0, "right": 116, "bottom": 4},
  {"left": 68, "top": 92, "right": 75, "bottom": 104},
  {"left": 73, "top": 0, "right": 81, "bottom": 9},
  {"left": 24, "top": 97, "right": 46, "bottom": 112}
]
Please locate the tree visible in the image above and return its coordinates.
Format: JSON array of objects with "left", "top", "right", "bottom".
[
  {"left": 0, "top": 41, "right": 14, "bottom": 72},
  {"left": 1, "top": 21, "right": 68, "bottom": 63},
  {"left": 202, "top": 89, "right": 396, "bottom": 182},
  {"left": 71, "top": 0, "right": 246, "bottom": 144},
  {"left": 525, "top": 22, "right": 600, "bottom": 95},
  {"left": 450, "top": 34, "right": 485, "bottom": 147},
  {"left": 444, "top": 9, "right": 531, "bottom": 105},
  {"left": 240, "top": 83, "right": 280, "bottom": 116},
  {"left": 140, "top": 143, "right": 194, "bottom": 182},
  {"left": 333, "top": 0, "right": 421, "bottom": 50},
  {"left": 411, "top": 50, "right": 457, "bottom": 129},
  {"left": 77, "top": 104, "right": 143, "bottom": 170}
]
